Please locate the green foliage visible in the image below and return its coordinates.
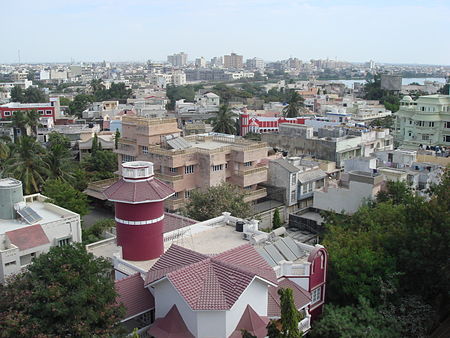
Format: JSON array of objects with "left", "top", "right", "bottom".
[
  {"left": 243, "top": 132, "right": 261, "bottom": 141},
  {"left": 45, "top": 132, "right": 74, "bottom": 182},
  {"left": 311, "top": 297, "right": 400, "bottom": 338},
  {"left": 114, "top": 129, "right": 120, "bottom": 149},
  {"left": 369, "top": 115, "right": 394, "bottom": 129},
  {"left": 82, "top": 150, "right": 118, "bottom": 180},
  {"left": 212, "top": 104, "right": 238, "bottom": 135},
  {"left": 241, "top": 330, "right": 257, "bottom": 338},
  {"left": 165, "top": 84, "right": 200, "bottom": 110},
  {"left": 59, "top": 96, "right": 72, "bottom": 106},
  {"left": 69, "top": 94, "right": 95, "bottom": 118},
  {"left": 321, "top": 173, "right": 450, "bottom": 329},
  {"left": 82, "top": 218, "right": 115, "bottom": 245},
  {"left": 43, "top": 179, "right": 90, "bottom": 216},
  {"left": 363, "top": 74, "right": 400, "bottom": 112},
  {"left": 282, "top": 91, "right": 304, "bottom": 118},
  {"left": 267, "top": 321, "right": 282, "bottom": 338},
  {"left": 10, "top": 85, "right": 47, "bottom": 103},
  {"left": 3, "top": 136, "right": 49, "bottom": 194},
  {"left": 93, "top": 82, "right": 132, "bottom": 102},
  {"left": 438, "top": 83, "right": 449, "bottom": 95},
  {"left": 184, "top": 183, "right": 251, "bottom": 221},
  {"left": 279, "top": 288, "right": 303, "bottom": 337},
  {"left": 272, "top": 208, "right": 282, "bottom": 229},
  {"left": 91, "top": 133, "right": 99, "bottom": 155},
  {"left": 0, "top": 244, "right": 125, "bottom": 337}
]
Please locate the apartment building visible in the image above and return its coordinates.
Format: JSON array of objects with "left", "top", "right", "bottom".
[
  {"left": 395, "top": 94, "right": 450, "bottom": 148},
  {"left": 116, "top": 132, "right": 269, "bottom": 211},
  {"left": 224, "top": 53, "right": 244, "bottom": 69}
]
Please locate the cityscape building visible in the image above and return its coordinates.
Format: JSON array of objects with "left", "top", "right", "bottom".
[{"left": 224, "top": 53, "right": 243, "bottom": 69}]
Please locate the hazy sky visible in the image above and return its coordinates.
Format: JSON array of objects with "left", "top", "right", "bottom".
[{"left": 2, "top": 0, "right": 449, "bottom": 65}]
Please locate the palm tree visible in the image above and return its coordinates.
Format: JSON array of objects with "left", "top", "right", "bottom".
[
  {"left": 90, "top": 79, "right": 105, "bottom": 95},
  {"left": 282, "top": 91, "right": 304, "bottom": 118},
  {"left": 10, "top": 110, "right": 28, "bottom": 142},
  {"left": 211, "top": 105, "right": 238, "bottom": 135},
  {"left": 0, "top": 135, "right": 11, "bottom": 174},
  {"left": 26, "top": 110, "right": 40, "bottom": 136},
  {"left": 44, "top": 143, "right": 74, "bottom": 182},
  {"left": 3, "top": 136, "right": 49, "bottom": 194}
]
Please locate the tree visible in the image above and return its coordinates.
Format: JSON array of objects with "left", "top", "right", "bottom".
[
  {"left": 82, "top": 150, "right": 118, "bottom": 180},
  {"left": 59, "top": 96, "right": 72, "bottom": 106},
  {"left": 282, "top": 91, "right": 304, "bottom": 118},
  {"left": 82, "top": 219, "right": 115, "bottom": 245},
  {"left": 438, "top": 83, "right": 449, "bottom": 95},
  {"left": 184, "top": 183, "right": 251, "bottom": 221},
  {"left": 69, "top": 94, "right": 95, "bottom": 118},
  {"left": 10, "top": 85, "right": 24, "bottom": 102},
  {"left": 278, "top": 288, "right": 303, "bottom": 337},
  {"left": 0, "top": 135, "right": 11, "bottom": 171},
  {"left": 9, "top": 110, "right": 28, "bottom": 141},
  {"left": 44, "top": 132, "right": 74, "bottom": 182},
  {"left": 114, "top": 129, "right": 121, "bottom": 149},
  {"left": 23, "top": 87, "right": 48, "bottom": 103},
  {"left": 0, "top": 244, "right": 125, "bottom": 337},
  {"left": 272, "top": 208, "right": 282, "bottom": 229},
  {"left": 241, "top": 330, "right": 257, "bottom": 338},
  {"left": 91, "top": 133, "right": 99, "bottom": 155},
  {"left": 3, "top": 136, "right": 49, "bottom": 194},
  {"left": 43, "top": 179, "right": 90, "bottom": 216},
  {"left": 311, "top": 297, "right": 400, "bottom": 338},
  {"left": 267, "top": 321, "right": 282, "bottom": 338},
  {"left": 212, "top": 104, "right": 238, "bottom": 134}
]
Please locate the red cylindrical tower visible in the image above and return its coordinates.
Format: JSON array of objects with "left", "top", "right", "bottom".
[{"left": 103, "top": 161, "right": 174, "bottom": 261}]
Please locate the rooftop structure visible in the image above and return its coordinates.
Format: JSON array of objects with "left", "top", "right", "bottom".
[{"left": 0, "top": 178, "right": 81, "bottom": 283}]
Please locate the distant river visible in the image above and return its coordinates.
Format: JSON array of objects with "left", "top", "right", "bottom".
[{"left": 338, "top": 78, "right": 446, "bottom": 88}]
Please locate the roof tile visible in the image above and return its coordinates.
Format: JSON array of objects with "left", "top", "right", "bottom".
[
  {"left": 115, "top": 273, "right": 155, "bottom": 319},
  {"left": 6, "top": 224, "right": 50, "bottom": 250}
]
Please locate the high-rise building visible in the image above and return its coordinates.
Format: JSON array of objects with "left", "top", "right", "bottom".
[
  {"left": 195, "top": 57, "right": 206, "bottom": 68},
  {"left": 245, "top": 57, "right": 265, "bottom": 71},
  {"left": 224, "top": 53, "right": 243, "bottom": 69},
  {"left": 167, "top": 52, "right": 188, "bottom": 67}
]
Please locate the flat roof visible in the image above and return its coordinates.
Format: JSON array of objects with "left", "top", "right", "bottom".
[
  {"left": 1, "top": 102, "right": 52, "bottom": 109},
  {"left": 0, "top": 198, "right": 77, "bottom": 233}
]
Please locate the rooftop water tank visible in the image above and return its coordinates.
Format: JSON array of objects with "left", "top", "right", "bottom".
[{"left": 0, "top": 178, "right": 23, "bottom": 220}]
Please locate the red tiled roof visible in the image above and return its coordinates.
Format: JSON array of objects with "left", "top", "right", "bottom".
[
  {"left": 267, "top": 278, "right": 311, "bottom": 317},
  {"left": 163, "top": 213, "right": 197, "bottom": 233},
  {"left": 146, "top": 244, "right": 277, "bottom": 311},
  {"left": 229, "top": 305, "right": 269, "bottom": 338},
  {"left": 147, "top": 305, "right": 194, "bottom": 338},
  {"left": 103, "top": 177, "right": 174, "bottom": 203},
  {"left": 115, "top": 273, "right": 155, "bottom": 319},
  {"left": 6, "top": 224, "right": 50, "bottom": 250}
]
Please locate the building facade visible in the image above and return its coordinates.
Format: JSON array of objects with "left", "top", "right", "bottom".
[
  {"left": 224, "top": 53, "right": 244, "bottom": 69},
  {"left": 395, "top": 94, "right": 450, "bottom": 148}
]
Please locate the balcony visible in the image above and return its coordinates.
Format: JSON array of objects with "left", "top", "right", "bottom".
[
  {"left": 232, "top": 166, "right": 268, "bottom": 187},
  {"left": 298, "top": 314, "right": 311, "bottom": 333},
  {"left": 243, "top": 187, "right": 267, "bottom": 203},
  {"left": 155, "top": 173, "right": 183, "bottom": 182}
]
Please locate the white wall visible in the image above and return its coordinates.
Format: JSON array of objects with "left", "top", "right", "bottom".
[
  {"left": 197, "top": 310, "right": 227, "bottom": 338},
  {"left": 313, "top": 181, "right": 375, "bottom": 214},
  {"left": 224, "top": 278, "right": 269, "bottom": 337}
]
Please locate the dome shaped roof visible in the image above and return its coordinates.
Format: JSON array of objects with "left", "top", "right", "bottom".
[{"left": 401, "top": 95, "right": 413, "bottom": 102}]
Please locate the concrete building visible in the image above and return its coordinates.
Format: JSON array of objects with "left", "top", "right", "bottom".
[
  {"left": 0, "top": 178, "right": 82, "bottom": 283},
  {"left": 195, "top": 57, "right": 207, "bottom": 68},
  {"left": 0, "top": 101, "right": 57, "bottom": 121},
  {"left": 117, "top": 133, "right": 269, "bottom": 211},
  {"left": 246, "top": 57, "right": 265, "bottom": 71},
  {"left": 313, "top": 171, "right": 384, "bottom": 214},
  {"left": 87, "top": 165, "right": 328, "bottom": 336},
  {"left": 262, "top": 124, "right": 393, "bottom": 167},
  {"left": 395, "top": 94, "right": 450, "bottom": 148},
  {"left": 167, "top": 52, "right": 188, "bottom": 67},
  {"left": 224, "top": 53, "right": 244, "bottom": 69}
]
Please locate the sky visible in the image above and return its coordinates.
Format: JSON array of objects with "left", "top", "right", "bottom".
[{"left": 2, "top": 0, "right": 449, "bottom": 65}]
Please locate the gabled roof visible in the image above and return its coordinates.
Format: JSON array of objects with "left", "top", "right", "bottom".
[
  {"left": 297, "top": 168, "right": 326, "bottom": 183},
  {"left": 229, "top": 305, "right": 269, "bottom": 338},
  {"left": 147, "top": 244, "right": 277, "bottom": 311},
  {"left": 267, "top": 278, "right": 311, "bottom": 317},
  {"left": 147, "top": 305, "right": 194, "bottom": 338},
  {"left": 115, "top": 273, "right": 155, "bottom": 320},
  {"left": 6, "top": 224, "right": 50, "bottom": 250},
  {"left": 103, "top": 177, "right": 174, "bottom": 203},
  {"left": 271, "top": 158, "right": 299, "bottom": 173}
]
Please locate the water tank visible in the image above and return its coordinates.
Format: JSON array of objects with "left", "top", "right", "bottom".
[
  {"left": 0, "top": 178, "right": 23, "bottom": 220},
  {"left": 236, "top": 221, "right": 245, "bottom": 232}
]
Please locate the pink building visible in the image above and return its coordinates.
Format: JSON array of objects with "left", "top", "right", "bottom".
[{"left": 240, "top": 112, "right": 306, "bottom": 136}]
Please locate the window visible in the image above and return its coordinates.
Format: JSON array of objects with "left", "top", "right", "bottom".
[
  {"left": 311, "top": 287, "right": 321, "bottom": 304},
  {"left": 225, "top": 163, "right": 228, "bottom": 169},
  {"left": 169, "top": 167, "right": 178, "bottom": 173},
  {"left": 121, "top": 155, "right": 136, "bottom": 163},
  {"left": 38, "top": 110, "right": 44, "bottom": 115},
  {"left": 408, "top": 131, "right": 412, "bottom": 137},
  {"left": 58, "top": 237, "right": 71, "bottom": 246},
  {"left": 4, "top": 111, "right": 11, "bottom": 116},
  {"left": 5, "top": 261, "right": 16, "bottom": 267},
  {"left": 173, "top": 192, "right": 179, "bottom": 199},
  {"left": 184, "top": 165, "right": 194, "bottom": 174},
  {"left": 445, "top": 121, "right": 450, "bottom": 129},
  {"left": 142, "top": 146, "right": 148, "bottom": 154},
  {"left": 243, "top": 161, "right": 253, "bottom": 167},
  {"left": 184, "top": 190, "right": 191, "bottom": 199},
  {"left": 138, "top": 310, "right": 155, "bottom": 326},
  {"left": 429, "top": 122, "right": 434, "bottom": 127},
  {"left": 290, "top": 190, "right": 296, "bottom": 202},
  {"left": 45, "top": 110, "right": 52, "bottom": 115},
  {"left": 422, "top": 134, "right": 430, "bottom": 141},
  {"left": 291, "top": 174, "right": 297, "bottom": 186},
  {"left": 443, "top": 135, "right": 450, "bottom": 143},
  {"left": 212, "top": 164, "right": 223, "bottom": 172}
]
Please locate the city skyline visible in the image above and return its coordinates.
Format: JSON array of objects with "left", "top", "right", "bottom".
[{"left": 2, "top": 0, "right": 450, "bottom": 65}]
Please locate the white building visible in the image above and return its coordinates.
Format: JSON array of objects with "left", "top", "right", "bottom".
[
  {"left": 395, "top": 94, "right": 450, "bottom": 148},
  {"left": 0, "top": 178, "right": 82, "bottom": 283}
]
